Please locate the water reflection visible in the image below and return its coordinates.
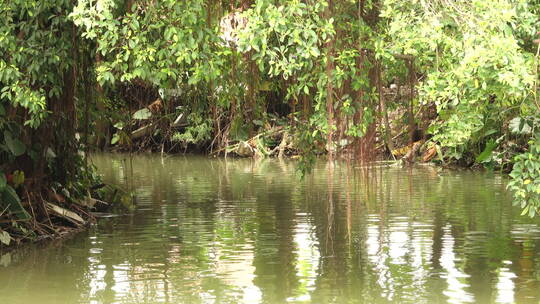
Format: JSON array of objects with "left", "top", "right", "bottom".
[{"left": 1, "top": 154, "right": 540, "bottom": 304}]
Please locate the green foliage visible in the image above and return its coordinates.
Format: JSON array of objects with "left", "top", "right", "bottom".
[
  {"left": 475, "top": 139, "right": 498, "bottom": 164},
  {"left": 0, "top": 0, "right": 109, "bottom": 240},
  {"left": 172, "top": 115, "right": 213, "bottom": 146},
  {"left": 133, "top": 108, "right": 152, "bottom": 120},
  {"left": 71, "top": 0, "right": 226, "bottom": 88},
  {"left": 0, "top": 0, "right": 80, "bottom": 127},
  {"left": 0, "top": 171, "right": 30, "bottom": 221},
  {"left": 237, "top": 0, "right": 378, "bottom": 159},
  {"left": 509, "top": 115, "right": 539, "bottom": 135},
  {"left": 237, "top": 0, "right": 332, "bottom": 80},
  {"left": 382, "top": 0, "right": 539, "bottom": 161},
  {"left": 508, "top": 135, "right": 540, "bottom": 217},
  {"left": 0, "top": 230, "right": 11, "bottom": 246},
  {"left": 3, "top": 130, "right": 25, "bottom": 156}
]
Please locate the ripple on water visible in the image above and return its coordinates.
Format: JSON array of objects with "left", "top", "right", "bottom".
[{"left": 1, "top": 156, "right": 540, "bottom": 304}]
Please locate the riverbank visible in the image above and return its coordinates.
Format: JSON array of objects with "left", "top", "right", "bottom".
[{"left": 0, "top": 180, "right": 131, "bottom": 249}]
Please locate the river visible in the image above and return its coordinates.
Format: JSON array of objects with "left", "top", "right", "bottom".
[{"left": 1, "top": 154, "right": 540, "bottom": 303}]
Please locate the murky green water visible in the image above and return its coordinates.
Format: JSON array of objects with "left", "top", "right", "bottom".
[{"left": 2, "top": 154, "right": 540, "bottom": 304}]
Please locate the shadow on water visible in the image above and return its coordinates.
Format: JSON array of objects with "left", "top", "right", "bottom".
[{"left": 1, "top": 154, "right": 540, "bottom": 304}]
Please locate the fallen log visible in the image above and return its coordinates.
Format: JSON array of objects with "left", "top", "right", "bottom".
[
  {"left": 422, "top": 145, "right": 437, "bottom": 162},
  {"left": 46, "top": 202, "right": 85, "bottom": 225},
  {"left": 402, "top": 141, "right": 424, "bottom": 163},
  {"left": 131, "top": 123, "right": 156, "bottom": 141}
]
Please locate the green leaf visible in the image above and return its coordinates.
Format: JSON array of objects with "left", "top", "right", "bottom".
[
  {"left": 1, "top": 185, "right": 30, "bottom": 220},
  {"left": 529, "top": 205, "right": 536, "bottom": 217},
  {"left": 12, "top": 170, "right": 24, "bottom": 188},
  {"left": 0, "top": 173, "right": 5, "bottom": 191},
  {"left": 113, "top": 122, "right": 125, "bottom": 130},
  {"left": 133, "top": 108, "right": 152, "bottom": 120},
  {"left": 45, "top": 147, "right": 56, "bottom": 159},
  {"left": 509, "top": 117, "right": 532, "bottom": 135},
  {"left": 521, "top": 205, "right": 530, "bottom": 216},
  {"left": 111, "top": 133, "right": 120, "bottom": 145},
  {"left": 476, "top": 140, "right": 497, "bottom": 163},
  {"left": 0, "top": 231, "right": 10, "bottom": 246},
  {"left": 3, "top": 131, "right": 26, "bottom": 156}
]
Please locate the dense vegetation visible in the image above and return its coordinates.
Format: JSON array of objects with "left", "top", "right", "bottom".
[{"left": 1, "top": 0, "right": 539, "bottom": 245}]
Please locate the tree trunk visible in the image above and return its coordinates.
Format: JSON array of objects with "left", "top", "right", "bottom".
[
  {"left": 377, "top": 61, "right": 395, "bottom": 156},
  {"left": 94, "top": 53, "right": 108, "bottom": 149},
  {"left": 407, "top": 59, "right": 416, "bottom": 144},
  {"left": 325, "top": 0, "right": 335, "bottom": 160}
]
